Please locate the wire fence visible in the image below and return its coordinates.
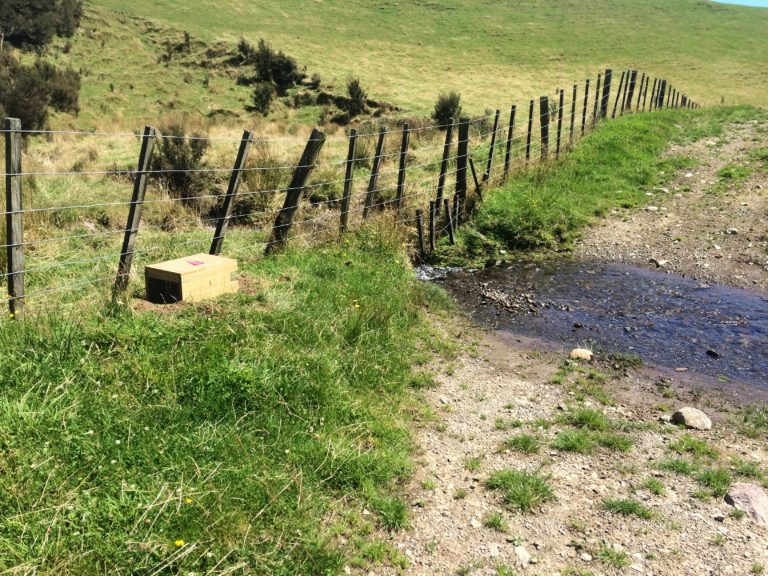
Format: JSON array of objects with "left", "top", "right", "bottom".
[{"left": 1, "top": 68, "right": 698, "bottom": 314}]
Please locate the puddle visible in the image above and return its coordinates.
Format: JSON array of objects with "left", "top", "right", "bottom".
[{"left": 429, "top": 260, "right": 768, "bottom": 389}]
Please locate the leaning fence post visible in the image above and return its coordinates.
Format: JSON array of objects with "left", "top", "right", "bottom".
[
  {"left": 469, "top": 157, "right": 482, "bottom": 200},
  {"left": 114, "top": 125, "right": 157, "bottom": 293},
  {"left": 455, "top": 117, "right": 469, "bottom": 203},
  {"left": 210, "top": 130, "right": 253, "bottom": 255},
  {"left": 582, "top": 79, "right": 590, "bottom": 135},
  {"left": 363, "top": 126, "right": 387, "bottom": 219},
  {"left": 658, "top": 80, "right": 667, "bottom": 109},
  {"left": 635, "top": 72, "right": 645, "bottom": 111},
  {"left": 4, "top": 118, "right": 24, "bottom": 315},
  {"left": 642, "top": 76, "right": 650, "bottom": 111},
  {"left": 266, "top": 127, "right": 326, "bottom": 255},
  {"left": 443, "top": 198, "right": 455, "bottom": 245},
  {"left": 395, "top": 123, "right": 410, "bottom": 212},
  {"left": 484, "top": 109, "right": 501, "bottom": 182},
  {"left": 415, "top": 209, "right": 426, "bottom": 259},
  {"left": 649, "top": 78, "right": 658, "bottom": 111},
  {"left": 539, "top": 96, "right": 550, "bottom": 161},
  {"left": 428, "top": 200, "right": 436, "bottom": 251},
  {"left": 600, "top": 69, "right": 612, "bottom": 120},
  {"left": 525, "top": 99, "right": 534, "bottom": 164},
  {"left": 612, "top": 71, "right": 625, "bottom": 119},
  {"left": 569, "top": 84, "right": 577, "bottom": 145},
  {"left": 503, "top": 105, "right": 516, "bottom": 179},
  {"left": 626, "top": 70, "right": 637, "bottom": 113},
  {"left": 556, "top": 90, "right": 564, "bottom": 158},
  {"left": 593, "top": 73, "right": 602, "bottom": 127},
  {"left": 435, "top": 121, "right": 454, "bottom": 216},
  {"left": 339, "top": 129, "right": 358, "bottom": 235}
]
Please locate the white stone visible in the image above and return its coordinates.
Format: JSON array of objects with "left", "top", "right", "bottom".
[
  {"left": 569, "top": 348, "right": 593, "bottom": 361},
  {"left": 671, "top": 407, "right": 712, "bottom": 431}
]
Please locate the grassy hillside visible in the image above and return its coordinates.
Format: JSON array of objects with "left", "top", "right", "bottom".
[{"left": 35, "top": 0, "right": 768, "bottom": 128}]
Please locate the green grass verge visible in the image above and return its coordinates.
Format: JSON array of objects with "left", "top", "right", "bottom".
[
  {"left": 0, "top": 230, "right": 451, "bottom": 574},
  {"left": 433, "top": 106, "right": 768, "bottom": 264}
]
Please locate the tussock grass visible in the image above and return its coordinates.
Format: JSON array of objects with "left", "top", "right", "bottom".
[
  {"left": 602, "top": 498, "right": 654, "bottom": 520},
  {"left": 501, "top": 433, "right": 541, "bottom": 454},
  {"left": 486, "top": 470, "right": 554, "bottom": 513},
  {"left": 668, "top": 434, "right": 719, "bottom": 460}
]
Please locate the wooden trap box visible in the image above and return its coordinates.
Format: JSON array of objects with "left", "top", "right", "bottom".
[{"left": 144, "top": 253, "right": 238, "bottom": 304}]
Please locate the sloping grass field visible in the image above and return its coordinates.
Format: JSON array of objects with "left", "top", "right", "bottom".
[{"left": 40, "top": 0, "right": 768, "bottom": 127}]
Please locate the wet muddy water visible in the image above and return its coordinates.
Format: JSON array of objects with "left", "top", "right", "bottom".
[{"left": 429, "top": 260, "right": 768, "bottom": 389}]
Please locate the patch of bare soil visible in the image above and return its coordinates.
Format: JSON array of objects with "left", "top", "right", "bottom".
[
  {"left": 367, "top": 325, "right": 767, "bottom": 575},
  {"left": 577, "top": 120, "right": 768, "bottom": 295}
]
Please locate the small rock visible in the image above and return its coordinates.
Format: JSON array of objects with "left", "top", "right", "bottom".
[
  {"left": 470, "top": 518, "right": 482, "bottom": 529},
  {"left": 706, "top": 349, "right": 720, "bottom": 358},
  {"left": 659, "top": 414, "right": 672, "bottom": 423},
  {"left": 726, "top": 228, "right": 738, "bottom": 235},
  {"left": 671, "top": 407, "right": 712, "bottom": 431},
  {"left": 714, "top": 513, "right": 726, "bottom": 522},
  {"left": 557, "top": 403, "right": 568, "bottom": 411},
  {"left": 649, "top": 257, "right": 669, "bottom": 268},
  {"left": 580, "top": 553, "right": 593, "bottom": 562},
  {"left": 645, "top": 205, "right": 659, "bottom": 212},
  {"left": 684, "top": 172, "right": 694, "bottom": 178},
  {"left": 675, "top": 367, "right": 688, "bottom": 372},
  {"left": 569, "top": 348, "right": 593, "bottom": 361},
  {"left": 515, "top": 545, "right": 532, "bottom": 565},
  {"left": 726, "top": 483, "right": 768, "bottom": 525},
  {"left": 489, "top": 543, "right": 500, "bottom": 557}
]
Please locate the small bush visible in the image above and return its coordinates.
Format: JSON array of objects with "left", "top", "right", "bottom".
[
  {"left": 432, "top": 91, "right": 462, "bottom": 127},
  {"left": 252, "top": 82, "right": 275, "bottom": 115},
  {"left": 697, "top": 467, "right": 731, "bottom": 498},
  {"left": 254, "top": 39, "right": 302, "bottom": 94},
  {"left": 347, "top": 77, "right": 367, "bottom": 117},
  {"left": 310, "top": 72, "right": 322, "bottom": 89},
  {"left": 486, "top": 469, "right": 554, "bottom": 513},
  {"left": 1, "top": 0, "right": 83, "bottom": 49},
  {"left": 151, "top": 123, "right": 214, "bottom": 210}
]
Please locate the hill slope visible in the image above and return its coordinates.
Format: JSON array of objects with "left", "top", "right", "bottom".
[{"left": 43, "top": 0, "right": 768, "bottom": 126}]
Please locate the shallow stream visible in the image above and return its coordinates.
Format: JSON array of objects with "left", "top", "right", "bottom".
[{"left": 428, "top": 260, "right": 768, "bottom": 390}]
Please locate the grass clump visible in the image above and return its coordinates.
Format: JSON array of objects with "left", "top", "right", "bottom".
[
  {"left": 501, "top": 434, "right": 541, "bottom": 454},
  {"left": 594, "top": 432, "right": 634, "bottom": 452},
  {"left": 658, "top": 457, "right": 697, "bottom": 476},
  {"left": 640, "top": 478, "right": 666, "bottom": 496},
  {"left": 552, "top": 430, "right": 595, "bottom": 454},
  {"left": 696, "top": 467, "right": 732, "bottom": 498},
  {"left": 734, "top": 403, "right": 768, "bottom": 439},
  {"left": 596, "top": 544, "right": 630, "bottom": 569},
  {"left": 561, "top": 408, "right": 611, "bottom": 431},
  {"left": 732, "top": 459, "right": 765, "bottom": 480},
  {"left": 486, "top": 470, "right": 554, "bottom": 513},
  {"left": 602, "top": 498, "right": 654, "bottom": 519},
  {"left": 483, "top": 511, "right": 509, "bottom": 533},
  {"left": 495, "top": 417, "right": 523, "bottom": 431},
  {"left": 668, "top": 434, "right": 719, "bottom": 459}
]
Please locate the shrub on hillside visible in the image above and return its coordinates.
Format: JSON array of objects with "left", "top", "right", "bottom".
[
  {"left": 252, "top": 82, "right": 275, "bottom": 115},
  {"left": 0, "top": 0, "right": 83, "bottom": 49},
  {"left": 347, "top": 77, "right": 367, "bottom": 117},
  {"left": 151, "top": 124, "right": 214, "bottom": 210},
  {"left": 253, "top": 39, "right": 302, "bottom": 94},
  {"left": 432, "top": 91, "right": 462, "bottom": 127},
  {"left": 0, "top": 51, "right": 80, "bottom": 129}
]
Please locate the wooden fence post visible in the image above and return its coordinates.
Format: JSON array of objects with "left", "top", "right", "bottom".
[
  {"left": 484, "top": 109, "right": 501, "bottom": 182},
  {"left": 556, "top": 89, "right": 564, "bottom": 158},
  {"left": 114, "top": 125, "right": 157, "bottom": 293},
  {"left": 503, "top": 105, "right": 516, "bottom": 179},
  {"left": 428, "top": 200, "right": 436, "bottom": 251},
  {"left": 363, "top": 126, "right": 387, "bottom": 219},
  {"left": 569, "top": 83, "right": 577, "bottom": 145},
  {"left": 210, "top": 130, "right": 253, "bottom": 255},
  {"left": 469, "top": 157, "right": 482, "bottom": 199},
  {"left": 540, "top": 96, "right": 550, "bottom": 161},
  {"left": 443, "top": 198, "right": 455, "bottom": 245},
  {"left": 266, "top": 128, "right": 326, "bottom": 255},
  {"left": 635, "top": 72, "right": 645, "bottom": 110},
  {"left": 666, "top": 86, "right": 672, "bottom": 108},
  {"left": 395, "top": 123, "right": 410, "bottom": 212},
  {"left": 612, "top": 71, "right": 625, "bottom": 119},
  {"left": 526, "top": 99, "right": 534, "bottom": 163},
  {"left": 339, "top": 129, "right": 358, "bottom": 235},
  {"left": 415, "top": 209, "right": 425, "bottom": 259},
  {"left": 649, "top": 78, "right": 658, "bottom": 111},
  {"left": 582, "top": 79, "right": 590, "bottom": 135},
  {"left": 626, "top": 70, "right": 637, "bottom": 113},
  {"left": 600, "top": 69, "right": 612, "bottom": 120},
  {"left": 593, "top": 73, "right": 602, "bottom": 127},
  {"left": 4, "top": 118, "right": 24, "bottom": 315},
  {"left": 456, "top": 117, "right": 470, "bottom": 203},
  {"left": 435, "top": 121, "right": 454, "bottom": 216},
  {"left": 643, "top": 76, "right": 650, "bottom": 111},
  {"left": 656, "top": 80, "right": 665, "bottom": 109}
]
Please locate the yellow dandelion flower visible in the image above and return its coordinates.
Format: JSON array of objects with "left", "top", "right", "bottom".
[
  {"left": 185, "top": 497, "right": 193, "bottom": 504},
  {"left": 175, "top": 539, "right": 186, "bottom": 547}
]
